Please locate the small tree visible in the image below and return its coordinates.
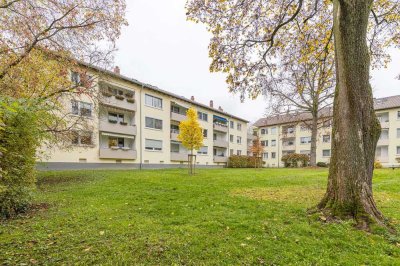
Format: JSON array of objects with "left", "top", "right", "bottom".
[
  {"left": 177, "top": 108, "right": 204, "bottom": 175},
  {"left": 250, "top": 136, "right": 264, "bottom": 168}
]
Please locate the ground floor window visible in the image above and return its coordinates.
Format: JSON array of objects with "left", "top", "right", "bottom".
[
  {"left": 145, "top": 139, "right": 162, "bottom": 151},
  {"left": 71, "top": 131, "right": 93, "bottom": 146},
  {"left": 322, "top": 149, "right": 331, "bottom": 157},
  {"left": 198, "top": 146, "right": 208, "bottom": 155},
  {"left": 271, "top": 152, "right": 276, "bottom": 159},
  {"left": 109, "top": 137, "right": 124, "bottom": 148}
]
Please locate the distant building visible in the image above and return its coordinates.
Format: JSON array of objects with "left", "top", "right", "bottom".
[{"left": 253, "top": 95, "right": 400, "bottom": 167}]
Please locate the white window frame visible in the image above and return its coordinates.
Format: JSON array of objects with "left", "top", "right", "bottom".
[
  {"left": 71, "top": 100, "right": 92, "bottom": 117},
  {"left": 145, "top": 117, "right": 163, "bottom": 130},
  {"left": 145, "top": 94, "right": 163, "bottom": 109},
  {"left": 198, "top": 111, "right": 208, "bottom": 122},
  {"left": 145, "top": 139, "right": 163, "bottom": 151},
  {"left": 322, "top": 149, "right": 331, "bottom": 157},
  {"left": 198, "top": 146, "right": 208, "bottom": 155}
]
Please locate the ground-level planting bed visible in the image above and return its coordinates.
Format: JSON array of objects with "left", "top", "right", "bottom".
[{"left": 1, "top": 168, "right": 400, "bottom": 264}]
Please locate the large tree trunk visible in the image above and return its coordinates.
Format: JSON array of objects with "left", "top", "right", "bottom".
[
  {"left": 310, "top": 113, "right": 318, "bottom": 167},
  {"left": 317, "top": 0, "right": 384, "bottom": 228}
]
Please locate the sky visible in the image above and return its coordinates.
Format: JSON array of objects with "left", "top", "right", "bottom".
[{"left": 113, "top": 0, "right": 400, "bottom": 123}]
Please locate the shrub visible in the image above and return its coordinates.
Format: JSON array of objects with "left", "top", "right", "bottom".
[
  {"left": 228, "top": 155, "right": 262, "bottom": 168},
  {"left": 317, "top": 162, "right": 328, "bottom": 167},
  {"left": 0, "top": 99, "right": 44, "bottom": 218},
  {"left": 374, "top": 161, "right": 383, "bottom": 169},
  {"left": 281, "top": 153, "right": 309, "bottom": 168}
]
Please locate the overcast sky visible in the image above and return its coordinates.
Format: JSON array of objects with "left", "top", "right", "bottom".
[{"left": 114, "top": 0, "right": 400, "bottom": 123}]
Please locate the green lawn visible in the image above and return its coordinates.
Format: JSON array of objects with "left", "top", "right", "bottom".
[{"left": 1, "top": 168, "right": 400, "bottom": 265}]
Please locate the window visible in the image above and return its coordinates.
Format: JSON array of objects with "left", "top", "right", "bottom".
[
  {"left": 71, "top": 100, "right": 92, "bottom": 117},
  {"left": 397, "top": 146, "right": 400, "bottom": 155},
  {"left": 171, "top": 143, "right": 180, "bottom": 153},
  {"left": 323, "top": 149, "right": 331, "bottom": 157},
  {"left": 323, "top": 120, "right": 332, "bottom": 127},
  {"left": 171, "top": 124, "right": 179, "bottom": 134},
  {"left": 397, "top": 128, "right": 400, "bottom": 138},
  {"left": 203, "top": 129, "right": 208, "bottom": 138},
  {"left": 145, "top": 94, "right": 163, "bottom": 109},
  {"left": 145, "top": 117, "right": 163, "bottom": 130},
  {"left": 230, "top": 134, "right": 234, "bottom": 142},
  {"left": 108, "top": 113, "right": 124, "bottom": 123},
  {"left": 323, "top": 135, "right": 331, "bottom": 143},
  {"left": 398, "top": 111, "right": 400, "bottom": 119},
  {"left": 230, "top": 121, "right": 234, "bottom": 129},
  {"left": 237, "top": 150, "right": 242, "bottom": 156},
  {"left": 271, "top": 140, "right": 276, "bottom": 146},
  {"left": 213, "top": 133, "right": 217, "bottom": 141},
  {"left": 300, "top": 124, "right": 309, "bottom": 131},
  {"left": 261, "top": 128, "right": 268, "bottom": 135},
  {"left": 237, "top": 136, "right": 242, "bottom": 144},
  {"left": 145, "top": 139, "right": 162, "bottom": 151},
  {"left": 271, "top": 127, "right": 277, "bottom": 135},
  {"left": 108, "top": 137, "right": 124, "bottom": 148},
  {"left": 237, "top": 123, "right": 242, "bottom": 131},
  {"left": 198, "top": 111, "right": 208, "bottom": 121},
  {"left": 300, "top": 137, "right": 312, "bottom": 144},
  {"left": 71, "top": 71, "right": 80, "bottom": 85},
  {"left": 71, "top": 131, "right": 93, "bottom": 146},
  {"left": 380, "top": 128, "right": 389, "bottom": 140},
  {"left": 230, "top": 149, "right": 234, "bottom": 156},
  {"left": 171, "top": 105, "right": 180, "bottom": 113},
  {"left": 261, "top": 140, "right": 268, "bottom": 147},
  {"left": 271, "top": 152, "right": 276, "bottom": 159},
  {"left": 198, "top": 146, "right": 208, "bottom": 155},
  {"left": 263, "top": 152, "right": 268, "bottom": 159}
]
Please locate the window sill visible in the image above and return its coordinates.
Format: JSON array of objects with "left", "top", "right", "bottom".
[
  {"left": 145, "top": 149, "right": 163, "bottom": 152},
  {"left": 72, "top": 144, "right": 95, "bottom": 148},
  {"left": 145, "top": 104, "right": 163, "bottom": 111},
  {"left": 145, "top": 127, "right": 163, "bottom": 131}
]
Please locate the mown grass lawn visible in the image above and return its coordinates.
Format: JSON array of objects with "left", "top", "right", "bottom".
[{"left": 1, "top": 168, "right": 400, "bottom": 265}]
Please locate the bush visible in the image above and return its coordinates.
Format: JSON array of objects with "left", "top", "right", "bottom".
[
  {"left": 374, "top": 161, "right": 383, "bottom": 169},
  {"left": 0, "top": 99, "right": 44, "bottom": 218},
  {"left": 317, "top": 162, "right": 328, "bottom": 167},
  {"left": 281, "top": 153, "right": 309, "bottom": 168},
  {"left": 228, "top": 155, "right": 262, "bottom": 168}
]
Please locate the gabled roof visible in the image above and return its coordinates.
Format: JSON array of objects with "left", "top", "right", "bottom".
[
  {"left": 254, "top": 95, "right": 400, "bottom": 128},
  {"left": 81, "top": 62, "right": 249, "bottom": 123}
]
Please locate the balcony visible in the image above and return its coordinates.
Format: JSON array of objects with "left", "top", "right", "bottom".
[
  {"left": 100, "top": 93, "right": 137, "bottom": 112},
  {"left": 213, "top": 139, "right": 229, "bottom": 148},
  {"left": 213, "top": 123, "right": 228, "bottom": 133},
  {"left": 377, "top": 138, "right": 389, "bottom": 146},
  {"left": 99, "top": 120, "right": 137, "bottom": 136},
  {"left": 99, "top": 148, "right": 137, "bottom": 160},
  {"left": 282, "top": 144, "right": 296, "bottom": 151},
  {"left": 171, "top": 112, "right": 186, "bottom": 122},
  {"left": 170, "top": 152, "right": 188, "bottom": 161},
  {"left": 282, "top": 131, "right": 296, "bottom": 138},
  {"left": 213, "top": 156, "right": 228, "bottom": 163},
  {"left": 170, "top": 129, "right": 180, "bottom": 141}
]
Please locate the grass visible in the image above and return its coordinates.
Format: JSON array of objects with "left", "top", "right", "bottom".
[{"left": 1, "top": 168, "right": 400, "bottom": 265}]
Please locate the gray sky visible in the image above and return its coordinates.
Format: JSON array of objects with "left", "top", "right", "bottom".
[{"left": 114, "top": 0, "right": 400, "bottom": 123}]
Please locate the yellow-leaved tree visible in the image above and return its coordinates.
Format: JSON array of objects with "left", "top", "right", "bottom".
[{"left": 177, "top": 108, "right": 204, "bottom": 175}]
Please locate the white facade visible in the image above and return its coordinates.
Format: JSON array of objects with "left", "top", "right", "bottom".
[
  {"left": 38, "top": 66, "right": 248, "bottom": 169},
  {"left": 254, "top": 99, "right": 400, "bottom": 167}
]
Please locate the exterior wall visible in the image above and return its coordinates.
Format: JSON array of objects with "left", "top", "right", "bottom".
[
  {"left": 256, "top": 108, "right": 400, "bottom": 167},
  {"left": 38, "top": 70, "right": 248, "bottom": 169}
]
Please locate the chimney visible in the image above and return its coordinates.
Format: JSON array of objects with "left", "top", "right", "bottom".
[
  {"left": 190, "top": 96, "right": 195, "bottom": 101},
  {"left": 210, "top": 100, "right": 214, "bottom": 108},
  {"left": 218, "top": 106, "right": 223, "bottom": 111},
  {"left": 113, "top": 66, "right": 120, "bottom": 74}
]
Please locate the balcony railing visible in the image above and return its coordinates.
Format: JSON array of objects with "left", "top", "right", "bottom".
[
  {"left": 170, "top": 130, "right": 179, "bottom": 141},
  {"left": 213, "top": 156, "right": 228, "bottom": 163},
  {"left": 99, "top": 148, "right": 137, "bottom": 160},
  {"left": 213, "top": 139, "right": 229, "bottom": 148},
  {"left": 213, "top": 123, "right": 228, "bottom": 133},
  {"left": 100, "top": 92, "right": 137, "bottom": 111},
  {"left": 171, "top": 112, "right": 186, "bottom": 122},
  {"left": 99, "top": 120, "right": 137, "bottom": 136},
  {"left": 170, "top": 152, "right": 188, "bottom": 161}
]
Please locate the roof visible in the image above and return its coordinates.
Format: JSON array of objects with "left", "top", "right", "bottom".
[
  {"left": 254, "top": 108, "right": 332, "bottom": 127},
  {"left": 254, "top": 95, "right": 400, "bottom": 128},
  {"left": 374, "top": 95, "right": 400, "bottom": 111},
  {"left": 80, "top": 62, "right": 249, "bottom": 123}
]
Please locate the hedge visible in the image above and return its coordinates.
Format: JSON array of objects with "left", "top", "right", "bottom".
[
  {"left": 228, "top": 155, "right": 263, "bottom": 168},
  {"left": 281, "top": 153, "right": 309, "bottom": 168}
]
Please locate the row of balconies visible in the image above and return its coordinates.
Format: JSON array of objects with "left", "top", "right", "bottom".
[
  {"left": 170, "top": 152, "right": 228, "bottom": 163},
  {"left": 171, "top": 111, "right": 229, "bottom": 133}
]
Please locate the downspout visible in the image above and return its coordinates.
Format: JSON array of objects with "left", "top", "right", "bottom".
[
  {"left": 139, "top": 85, "right": 144, "bottom": 170},
  {"left": 277, "top": 125, "right": 280, "bottom": 168}
]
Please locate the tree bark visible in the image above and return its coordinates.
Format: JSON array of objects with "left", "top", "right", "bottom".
[
  {"left": 310, "top": 112, "right": 318, "bottom": 167},
  {"left": 317, "top": 0, "right": 384, "bottom": 228}
]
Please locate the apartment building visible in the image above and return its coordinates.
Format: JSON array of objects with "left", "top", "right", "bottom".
[
  {"left": 38, "top": 64, "right": 248, "bottom": 169},
  {"left": 253, "top": 95, "right": 400, "bottom": 167}
]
